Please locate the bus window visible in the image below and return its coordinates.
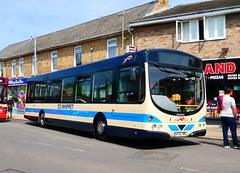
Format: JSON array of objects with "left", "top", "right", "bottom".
[
  {"left": 48, "top": 80, "right": 61, "bottom": 103},
  {"left": 62, "top": 77, "right": 75, "bottom": 103},
  {"left": 75, "top": 75, "right": 91, "bottom": 103},
  {"left": 92, "top": 70, "right": 113, "bottom": 103},
  {"left": 118, "top": 67, "right": 140, "bottom": 103},
  {"left": 0, "top": 85, "right": 7, "bottom": 103}
]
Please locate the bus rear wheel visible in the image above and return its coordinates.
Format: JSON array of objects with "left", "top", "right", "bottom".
[
  {"left": 95, "top": 115, "right": 108, "bottom": 141},
  {"left": 39, "top": 113, "right": 46, "bottom": 128}
]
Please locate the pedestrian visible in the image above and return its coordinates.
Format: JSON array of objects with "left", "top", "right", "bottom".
[
  {"left": 7, "top": 96, "right": 14, "bottom": 119},
  {"left": 217, "top": 88, "right": 239, "bottom": 149}
]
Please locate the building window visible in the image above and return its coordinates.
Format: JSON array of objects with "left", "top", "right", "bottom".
[
  {"left": 205, "top": 16, "right": 225, "bottom": 39},
  {"left": 19, "top": 58, "right": 24, "bottom": 76},
  {"left": 176, "top": 15, "right": 225, "bottom": 42},
  {"left": 107, "top": 38, "right": 117, "bottom": 58},
  {"left": 32, "top": 56, "right": 37, "bottom": 75},
  {"left": 74, "top": 46, "right": 82, "bottom": 66},
  {"left": 12, "top": 60, "right": 16, "bottom": 77},
  {"left": 51, "top": 51, "right": 58, "bottom": 72},
  {"left": 0, "top": 62, "right": 3, "bottom": 77}
]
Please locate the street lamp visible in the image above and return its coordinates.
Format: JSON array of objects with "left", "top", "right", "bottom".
[{"left": 34, "top": 0, "right": 37, "bottom": 76}]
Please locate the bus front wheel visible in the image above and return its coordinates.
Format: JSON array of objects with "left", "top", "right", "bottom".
[{"left": 95, "top": 115, "right": 108, "bottom": 141}]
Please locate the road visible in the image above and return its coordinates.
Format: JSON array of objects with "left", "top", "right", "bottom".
[{"left": 0, "top": 120, "right": 239, "bottom": 173}]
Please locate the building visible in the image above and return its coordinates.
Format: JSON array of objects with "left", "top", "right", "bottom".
[
  {"left": 0, "top": 0, "right": 168, "bottom": 111},
  {"left": 130, "top": 0, "right": 240, "bottom": 118}
]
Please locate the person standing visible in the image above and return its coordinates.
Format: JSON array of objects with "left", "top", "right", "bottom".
[
  {"left": 217, "top": 88, "right": 239, "bottom": 149},
  {"left": 7, "top": 96, "right": 14, "bottom": 119}
]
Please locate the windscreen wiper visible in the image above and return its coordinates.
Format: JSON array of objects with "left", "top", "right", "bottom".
[{"left": 152, "top": 62, "right": 178, "bottom": 74}]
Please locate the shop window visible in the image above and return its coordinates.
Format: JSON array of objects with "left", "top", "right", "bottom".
[
  {"left": 75, "top": 75, "right": 91, "bottom": 103},
  {"left": 62, "top": 77, "right": 75, "bottom": 102},
  {"left": 92, "top": 70, "right": 113, "bottom": 103},
  {"left": 118, "top": 67, "right": 140, "bottom": 103}
]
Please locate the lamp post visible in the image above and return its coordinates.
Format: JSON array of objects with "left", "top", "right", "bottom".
[{"left": 34, "top": 0, "right": 37, "bottom": 76}]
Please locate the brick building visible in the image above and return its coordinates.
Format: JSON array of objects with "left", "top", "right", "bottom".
[
  {"left": 0, "top": 0, "right": 168, "bottom": 110},
  {"left": 130, "top": 0, "right": 240, "bottom": 118}
]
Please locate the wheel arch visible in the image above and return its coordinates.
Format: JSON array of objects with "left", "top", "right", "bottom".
[{"left": 92, "top": 112, "right": 107, "bottom": 132}]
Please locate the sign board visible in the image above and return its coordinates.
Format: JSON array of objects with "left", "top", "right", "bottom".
[
  {"left": 9, "top": 78, "right": 28, "bottom": 86},
  {"left": 203, "top": 58, "right": 240, "bottom": 82},
  {"left": 126, "top": 46, "right": 136, "bottom": 53}
]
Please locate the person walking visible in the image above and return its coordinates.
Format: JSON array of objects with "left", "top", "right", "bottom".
[
  {"left": 7, "top": 96, "right": 14, "bottom": 119},
  {"left": 217, "top": 88, "right": 239, "bottom": 149}
]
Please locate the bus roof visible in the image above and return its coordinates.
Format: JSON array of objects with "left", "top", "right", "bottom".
[{"left": 28, "top": 49, "right": 147, "bottom": 82}]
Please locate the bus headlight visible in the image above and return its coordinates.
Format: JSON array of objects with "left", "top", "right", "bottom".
[
  {"left": 158, "top": 125, "right": 163, "bottom": 131},
  {"left": 198, "top": 124, "right": 202, "bottom": 129},
  {"left": 152, "top": 124, "right": 157, "bottom": 130}
]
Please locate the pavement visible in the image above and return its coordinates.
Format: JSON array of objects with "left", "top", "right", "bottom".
[{"left": 11, "top": 113, "right": 240, "bottom": 141}]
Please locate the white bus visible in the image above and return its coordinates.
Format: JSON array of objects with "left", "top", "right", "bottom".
[{"left": 25, "top": 49, "right": 206, "bottom": 140}]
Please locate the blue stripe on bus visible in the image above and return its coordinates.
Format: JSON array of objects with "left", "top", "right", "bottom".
[
  {"left": 198, "top": 116, "right": 206, "bottom": 123},
  {"left": 183, "top": 124, "right": 194, "bottom": 131},
  {"left": 168, "top": 125, "right": 179, "bottom": 131},
  {"left": 24, "top": 108, "right": 162, "bottom": 123}
]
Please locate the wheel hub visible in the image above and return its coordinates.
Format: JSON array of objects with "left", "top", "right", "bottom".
[{"left": 97, "top": 121, "right": 106, "bottom": 135}]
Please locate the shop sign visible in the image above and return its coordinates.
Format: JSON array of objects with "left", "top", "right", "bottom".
[
  {"left": 9, "top": 78, "right": 27, "bottom": 86},
  {"left": 203, "top": 58, "right": 240, "bottom": 81}
]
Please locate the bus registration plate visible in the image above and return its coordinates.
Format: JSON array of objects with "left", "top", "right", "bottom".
[{"left": 174, "top": 132, "right": 187, "bottom": 137}]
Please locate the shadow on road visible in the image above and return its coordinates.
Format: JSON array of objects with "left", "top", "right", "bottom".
[{"left": 25, "top": 121, "right": 200, "bottom": 149}]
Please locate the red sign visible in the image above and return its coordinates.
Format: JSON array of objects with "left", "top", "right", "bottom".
[{"left": 205, "top": 62, "right": 236, "bottom": 74}]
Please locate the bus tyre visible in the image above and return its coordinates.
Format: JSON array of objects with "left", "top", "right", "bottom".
[
  {"left": 95, "top": 116, "right": 108, "bottom": 141},
  {"left": 39, "top": 113, "right": 46, "bottom": 128}
]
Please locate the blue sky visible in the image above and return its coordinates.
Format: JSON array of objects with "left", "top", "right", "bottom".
[{"left": 0, "top": 0, "right": 206, "bottom": 51}]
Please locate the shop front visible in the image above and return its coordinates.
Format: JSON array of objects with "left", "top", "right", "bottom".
[
  {"left": 203, "top": 58, "right": 240, "bottom": 123},
  {"left": 8, "top": 78, "right": 27, "bottom": 113}
]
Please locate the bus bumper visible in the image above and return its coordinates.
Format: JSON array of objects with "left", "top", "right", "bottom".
[
  {"left": 189, "top": 130, "right": 206, "bottom": 137},
  {"left": 137, "top": 130, "right": 171, "bottom": 139}
]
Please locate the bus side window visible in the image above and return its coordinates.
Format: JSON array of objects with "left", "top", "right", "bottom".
[
  {"left": 92, "top": 70, "right": 113, "bottom": 103},
  {"left": 27, "top": 83, "right": 35, "bottom": 103},
  {"left": 61, "top": 77, "right": 75, "bottom": 103},
  {"left": 75, "top": 75, "right": 91, "bottom": 103},
  {"left": 118, "top": 67, "right": 140, "bottom": 103},
  {"left": 48, "top": 80, "right": 61, "bottom": 103}
]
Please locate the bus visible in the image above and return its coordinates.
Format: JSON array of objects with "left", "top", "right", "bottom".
[
  {"left": 24, "top": 49, "right": 206, "bottom": 140},
  {"left": 0, "top": 77, "right": 9, "bottom": 120}
]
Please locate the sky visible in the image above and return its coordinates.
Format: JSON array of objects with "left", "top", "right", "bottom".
[{"left": 0, "top": 0, "right": 206, "bottom": 51}]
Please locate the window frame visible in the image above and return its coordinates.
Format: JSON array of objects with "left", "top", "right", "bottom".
[
  {"left": 107, "top": 38, "right": 117, "bottom": 59},
  {"left": 0, "top": 62, "right": 3, "bottom": 77},
  {"left": 74, "top": 46, "right": 82, "bottom": 66},
  {"left": 51, "top": 51, "right": 58, "bottom": 72},
  {"left": 205, "top": 15, "right": 226, "bottom": 40},
  {"left": 12, "top": 60, "right": 16, "bottom": 77},
  {"left": 176, "top": 15, "right": 226, "bottom": 43},
  {"left": 19, "top": 58, "right": 24, "bottom": 76}
]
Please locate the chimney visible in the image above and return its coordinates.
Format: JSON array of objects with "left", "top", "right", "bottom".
[{"left": 150, "top": 0, "right": 169, "bottom": 13}]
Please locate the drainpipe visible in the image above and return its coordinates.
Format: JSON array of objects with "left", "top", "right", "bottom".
[{"left": 128, "top": 28, "right": 135, "bottom": 47}]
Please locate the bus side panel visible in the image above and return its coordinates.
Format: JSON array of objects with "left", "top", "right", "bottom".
[
  {"left": 0, "top": 104, "right": 8, "bottom": 120},
  {"left": 45, "top": 118, "right": 93, "bottom": 132}
]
